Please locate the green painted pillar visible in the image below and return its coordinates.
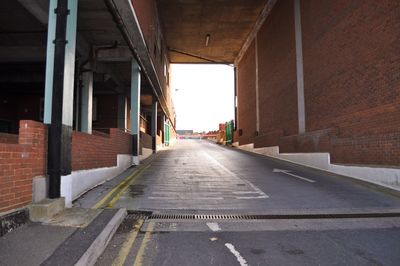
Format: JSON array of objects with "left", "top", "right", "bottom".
[
  {"left": 151, "top": 98, "right": 158, "bottom": 153},
  {"left": 44, "top": 0, "right": 78, "bottom": 198},
  {"left": 130, "top": 59, "right": 141, "bottom": 165},
  {"left": 80, "top": 71, "right": 93, "bottom": 134}
]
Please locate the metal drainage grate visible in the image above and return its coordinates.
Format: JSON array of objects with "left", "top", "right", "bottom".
[
  {"left": 149, "top": 214, "right": 265, "bottom": 220},
  {"left": 126, "top": 211, "right": 400, "bottom": 220}
]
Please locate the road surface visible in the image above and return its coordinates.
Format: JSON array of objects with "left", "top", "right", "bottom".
[{"left": 76, "top": 139, "right": 400, "bottom": 265}]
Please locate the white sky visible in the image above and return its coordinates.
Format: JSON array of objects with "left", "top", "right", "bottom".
[{"left": 171, "top": 64, "right": 234, "bottom": 132}]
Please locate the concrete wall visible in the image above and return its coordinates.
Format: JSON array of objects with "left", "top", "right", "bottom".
[{"left": 235, "top": 0, "right": 400, "bottom": 167}]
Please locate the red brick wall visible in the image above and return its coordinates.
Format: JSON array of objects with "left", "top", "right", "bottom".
[
  {"left": 0, "top": 133, "right": 18, "bottom": 144},
  {"left": 131, "top": 0, "right": 169, "bottom": 90},
  {"left": 72, "top": 128, "right": 132, "bottom": 171},
  {"left": 236, "top": 0, "right": 400, "bottom": 166},
  {"left": 93, "top": 95, "right": 118, "bottom": 131},
  {"left": 257, "top": 0, "right": 298, "bottom": 139},
  {"left": 237, "top": 40, "right": 256, "bottom": 145},
  {"left": 140, "top": 131, "right": 152, "bottom": 151},
  {"left": 0, "top": 120, "right": 46, "bottom": 213},
  {"left": 299, "top": 0, "right": 400, "bottom": 165}
]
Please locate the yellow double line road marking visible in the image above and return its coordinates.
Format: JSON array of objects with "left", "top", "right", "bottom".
[
  {"left": 92, "top": 163, "right": 151, "bottom": 209},
  {"left": 111, "top": 221, "right": 155, "bottom": 266},
  {"left": 133, "top": 221, "right": 155, "bottom": 266},
  {"left": 112, "top": 219, "right": 144, "bottom": 266}
]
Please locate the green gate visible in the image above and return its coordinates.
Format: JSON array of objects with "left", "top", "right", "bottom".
[{"left": 225, "top": 120, "right": 234, "bottom": 145}]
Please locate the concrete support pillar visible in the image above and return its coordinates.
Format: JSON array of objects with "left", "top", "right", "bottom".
[
  {"left": 130, "top": 59, "right": 141, "bottom": 165},
  {"left": 234, "top": 66, "right": 238, "bottom": 131},
  {"left": 161, "top": 113, "right": 166, "bottom": 144},
  {"left": 117, "top": 94, "right": 127, "bottom": 131},
  {"left": 44, "top": 0, "right": 78, "bottom": 127},
  {"left": 151, "top": 98, "right": 158, "bottom": 153},
  {"left": 80, "top": 71, "right": 93, "bottom": 134},
  {"left": 294, "top": 0, "right": 306, "bottom": 134},
  {"left": 255, "top": 35, "right": 260, "bottom": 134},
  {"left": 44, "top": 0, "right": 78, "bottom": 198}
]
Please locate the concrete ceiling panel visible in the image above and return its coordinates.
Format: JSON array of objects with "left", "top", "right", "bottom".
[{"left": 157, "top": 0, "right": 267, "bottom": 63}]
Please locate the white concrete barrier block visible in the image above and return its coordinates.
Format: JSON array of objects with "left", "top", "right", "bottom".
[
  {"left": 278, "top": 153, "right": 331, "bottom": 170},
  {"left": 61, "top": 155, "right": 133, "bottom": 208},
  {"left": 238, "top": 143, "right": 254, "bottom": 151},
  {"left": 330, "top": 164, "right": 400, "bottom": 189},
  {"left": 254, "top": 146, "right": 280, "bottom": 157},
  {"left": 140, "top": 148, "right": 153, "bottom": 161},
  {"left": 32, "top": 176, "right": 47, "bottom": 203}
]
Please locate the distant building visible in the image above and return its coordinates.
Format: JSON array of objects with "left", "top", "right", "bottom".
[{"left": 177, "top": 130, "right": 194, "bottom": 135}]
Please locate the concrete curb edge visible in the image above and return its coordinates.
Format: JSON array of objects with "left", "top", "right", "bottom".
[{"left": 75, "top": 208, "right": 127, "bottom": 266}]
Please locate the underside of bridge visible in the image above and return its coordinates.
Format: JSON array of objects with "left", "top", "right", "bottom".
[
  {"left": 157, "top": 0, "right": 267, "bottom": 64},
  {"left": 156, "top": 0, "right": 400, "bottom": 169}
]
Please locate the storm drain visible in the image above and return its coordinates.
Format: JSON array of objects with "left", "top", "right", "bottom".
[
  {"left": 149, "top": 214, "right": 266, "bottom": 220},
  {"left": 126, "top": 211, "right": 400, "bottom": 220}
]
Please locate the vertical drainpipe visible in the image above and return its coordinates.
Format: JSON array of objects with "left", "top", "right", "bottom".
[{"left": 48, "top": 0, "right": 69, "bottom": 198}]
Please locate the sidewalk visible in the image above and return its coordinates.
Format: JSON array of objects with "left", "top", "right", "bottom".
[
  {"left": 0, "top": 208, "right": 126, "bottom": 266},
  {"left": 0, "top": 165, "right": 143, "bottom": 266}
]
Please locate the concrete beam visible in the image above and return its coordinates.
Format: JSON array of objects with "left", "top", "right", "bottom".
[
  {"left": 109, "top": 0, "right": 171, "bottom": 123},
  {"left": 97, "top": 46, "right": 132, "bottom": 62},
  {"left": 234, "top": 0, "right": 278, "bottom": 66},
  {"left": 95, "top": 63, "right": 126, "bottom": 94},
  {"left": 0, "top": 73, "right": 44, "bottom": 83},
  {"left": 0, "top": 46, "right": 46, "bottom": 62},
  {"left": 17, "top": 0, "right": 49, "bottom": 24}
]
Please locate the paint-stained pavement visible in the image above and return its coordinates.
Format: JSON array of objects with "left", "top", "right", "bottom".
[
  {"left": 99, "top": 139, "right": 400, "bottom": 212},
  {"left": 89, "top": 139, "right": 400, "bottom": 265}
]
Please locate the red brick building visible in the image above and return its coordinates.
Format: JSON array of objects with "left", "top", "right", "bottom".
[
  {"left": 235, "top": 0, "right": 400, "bottom": 167},
  {"left": 0, "top": 0, "right": 176, "bottom": 215}
]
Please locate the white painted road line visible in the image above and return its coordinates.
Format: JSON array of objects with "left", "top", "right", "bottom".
[
  {"left": 148, "top": 196, "right": 224, "bottom": 200},
  {"left": 206, "top": 222, "right": 221, "bottom": 232},
  {"left": 232, "top": 191, "right": 259, "bottom": 194},
  {"left": 202, "top": 151, "right": 270, "bottom": 199},
  {"left": 236, "top": 195, "right": 269, "bottom": 200},
  {"left": 273, "top": 168, "right": 315, "bottom": 183},
  {"left": 225, "top": 243, "right": 249, "bottom": 266}
]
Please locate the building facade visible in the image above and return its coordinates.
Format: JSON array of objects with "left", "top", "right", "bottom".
[{"left": 0, "top": 0, "right": 176, "bottom": 214}]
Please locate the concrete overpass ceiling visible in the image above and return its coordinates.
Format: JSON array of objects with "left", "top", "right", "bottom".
[
  {"left": 78, "top": 0, "right": 126, "bottom": 46},
  {"left": 0, "top": 0, "right": 46, "bottom": 46},
  {"left": 157, "top": 0, "right": 268, "bottom": 63}
]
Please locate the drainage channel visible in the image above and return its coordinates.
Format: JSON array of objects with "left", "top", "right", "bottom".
[{"left": 126, "top": 211, "right": 400, "bottom": 221}]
